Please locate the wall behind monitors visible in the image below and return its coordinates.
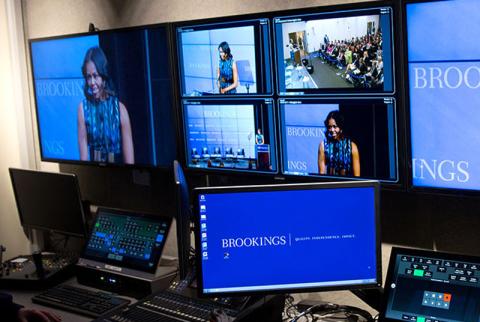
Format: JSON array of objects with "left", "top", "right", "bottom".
[
  {"left": 30, "top": 26, "right": 176, "bottom": 168},
  {"left": 182, "top": 98, "right": 277, "bottom": 174},
  {"left": 176, "top": 18, "right": 273, "bottom": 96},
  {"left": 279, "top": 97, "right": 397, "bottom": 182},
  {"left": 273, "top": 6, "right": 395, "bottom": 95},
  {"left": 406, "top": 0, "right": 480, "bottom": 191}
]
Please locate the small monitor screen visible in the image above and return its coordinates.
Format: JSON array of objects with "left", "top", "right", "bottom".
[
  {"left": 9, "top": 168, "right": 87, "bottom": 238},
  {"left": 381, "top": 247, "right": 480, "bottom": 322},
  {"left": 182, "top": 98, "right": 277, "bottom": 174},
  {"left": 30, "top": 26, "right": 176, "bottom": 167},
  {"left": 83, "top": 208, "right": 172, "bottom": 273},
  {"left": 274, "top": 7, "right": 394, "bottom": 95},
  {"left": 279, "top": 97, "right": 397, "bottom": 182},
  {"left": 194, "top": 181, "right": 380, "bottom": 296},
  {"left": 176, "top": 18, "right": 273, "bottom": 96},
  {"left": 407, "top": 0, "right": 480, "bottom": 191}
]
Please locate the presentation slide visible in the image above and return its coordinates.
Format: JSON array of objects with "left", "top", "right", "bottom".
[
  {"left": 274, "top": 7, "right": 394, "bottom": 95},
  {"left": 198, "top": 187, "right": 377, "bottom": 293},
  {"left": 30, "top": 27, "right": 176, "bottom": 167},
  {"left": 183, "top": 99, "right": 277, "bottom": 173},
  {"left": 279, "top": 98, "right": 397, "bottom": 181},
  {"left": 407, "top": 0, "right": 480, "bottom": 191}
]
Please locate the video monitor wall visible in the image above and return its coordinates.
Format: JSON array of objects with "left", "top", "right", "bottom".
[
  {"left": 176, "top": 19, "right": 273, "bottom": 96},
  {"left": 273, "top": 7, "right": 395, "bottom": 95},
  {"left": 30, "top": 26, "right": 176, "bottom": 168},
  {"left": 279, "top": 98, "right": 397, "bottom": 181},
  {"left": 182, "top": 99, "right": 277, "bottom": 173},
  {"left": 406, "top": 0, "right": 480, "bottom": 192}
]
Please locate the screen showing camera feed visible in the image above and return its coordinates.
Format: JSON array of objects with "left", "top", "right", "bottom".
[
  {"left": 408, "top": 0, "right": 480, "bottom": 191},
  {"left": 279, "top": 97, "right": 397, "bottom": 181},
  {"left": 30, "top": 28, "right": 176, "bottom": 167},
  {"left": 177, "top": 19, "right": 273, "bottom": 96},
  {"left": 182, "top": 99, "right": 277, "bottom": 173},
  {"left": 274, "top": 7, "right": 394, "bottom": 95}
]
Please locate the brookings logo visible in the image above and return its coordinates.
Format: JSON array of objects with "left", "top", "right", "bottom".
[
  {"left": 412, "top": 158, "right": 469, "bottom": 183},
  {"left": 222, "top": 235, "right": 287, "bottom": 248}
]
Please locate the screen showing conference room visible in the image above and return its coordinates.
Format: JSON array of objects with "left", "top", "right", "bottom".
[
  {"left": 407, "top": 0, "right": 480, "bottom": 191},
  {"left": 30, "top": 27, "right": 176, "bottom": 167},
  {"left": 279, "top": 97, "right": 397, "bottom": 182},
  {"left": 274, "top": 7, "right": 394, "bottom": 95},
  {"left": 176, "top": 18, "right": 273, "bottom": 96},
  {"left": 182, "top": 98, "right": 277, "bottom": 173}
]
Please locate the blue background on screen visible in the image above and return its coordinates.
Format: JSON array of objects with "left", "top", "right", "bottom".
[
  {"left": 184, "top": 104, "right": 256, "bottom": 161},
  {"left": 407, "top": 0, "right": 480, "bottom": 190},
  {"left": 199, "top": 187, "right": 377, "bottom": 292},
  {"left": 180, "top": 26, "right": 257, "bottom": 95},
  {"left": 31, "top": 36, "right": 99, "bottom": 160},
  {"left": 280, "top": 104, "right": 335, "bottom": 175}
]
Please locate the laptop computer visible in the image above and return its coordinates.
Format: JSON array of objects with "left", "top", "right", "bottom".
[{"left": 380, "top": 247, "right": 480, "bottom": 322}]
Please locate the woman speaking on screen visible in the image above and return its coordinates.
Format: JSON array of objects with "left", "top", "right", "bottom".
[{"left": 77, "top": 46, "right": 134, "bottom": 164}]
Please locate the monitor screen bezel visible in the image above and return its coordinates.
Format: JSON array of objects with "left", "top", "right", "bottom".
[
  {"left": 28, "top": 23, "right": 177, "bottom": 170},
  {"left": 277, "top": 96, "right": 399, "bottom": 183},
  {"left": 193, "top": 180, "right": 382, "bottom": 297},
  {"left": 82, "top": 206, "right": 173, "bottom": 274},
  {"left": 8, "top": 168, "right": 88, "bottom": 238},
  {"left": 173, "top": 16, "right": 274, "bottom": 98},
  {"left": 380, "top": 246, "right": 480, "bottom": 322},
  {"left": 403, "top": 0, "right": 480, "bottom": 195},
  {"left": 272, "top": 5, "right": 396, "bottom": 96},
  {"left": 180, "top": 97, "right": 280, "bottom": 175}
]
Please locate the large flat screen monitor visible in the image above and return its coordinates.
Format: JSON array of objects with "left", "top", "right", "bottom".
[
  {"left": 279, "top": 97, "right": 397, "bottom": 182},
  {"left": 274, "top": 6, "right": 394, "bottom": 95},
  {"left": 380, "top": 247, "right": 480, "bottom": 322},
  {"left": 29, "top": 26, "right": 176, "bottom": 167},
  {"left": 176, "top": 18, "right": 273, "bottom": 96},
  {"left": 194, "top": 181, "right": 381, "bottom": 297},
  {"left": 182, "top": 98, "right": 277, "bottom": 174},
  {"left": 9, "top": 168, "right": 88, "bottom": 238},
  {"left": 406, "top": 0, "right": 480, "bottom": 192}
]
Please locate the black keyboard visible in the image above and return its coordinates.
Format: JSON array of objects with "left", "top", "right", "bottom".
[
  {"left": 94, "top": 290, "right": 240, "bottom": 322},
  {"left": 32, "top": 284, "right": 130, "bottom": 318}
]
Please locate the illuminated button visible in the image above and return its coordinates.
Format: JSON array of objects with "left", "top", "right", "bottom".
[
  {"left": 444, "top": 293, "right": 451, "bottom": 302},
  {"left": 414, "top": 269, "right": 424, "bottom": 277}
]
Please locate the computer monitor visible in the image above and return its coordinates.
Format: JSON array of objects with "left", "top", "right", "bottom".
[
  {"left": 29, "top": 25, "right": 176, "bottom": 167},
  {"left": 279, "top": 97, "right": 397, "bottom": 182},
  {"left": 81, "top": 207, "right": 172, "bottom": 274},
  {"left": 176, "top": 18, "right": 273, "bottom": 96},
  {"left": 9, "top": 168, "right": 88, "bottom": 238},
  {"left": 182, "top": 98, "right": 277, "bottom": 174},
  {"left": 406, "top": 0, "right": 480, "bottom": 192},
  {"left": 273, "top": 6, "right": 395, "bottom": 95},
  {"left": 193, "top": 181, "right": 381, "bottom": 297},
  {"left": 173, "top": 160, "right": 192, "bottom": 280},
  {"left": 380, "top": 247, "right": 480, "bottom": 322}
]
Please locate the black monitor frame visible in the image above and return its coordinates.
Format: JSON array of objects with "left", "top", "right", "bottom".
[
  {"left": 273, "top": 5, "right": 396, "bottom": 96},
  {"left": 278, "top": 96, "right": 399, "bottom": 183},
  {"left": 28, "top": 23, "right": 177, "bottom": 170},
  {"left": 402, "top": 0, "right": 480, "bottom": 196},
  {"left": 193, "top": 180, "right": 382, "bottom": 297},
  {"left": 173, "top": 160, "right": 192, "bottom": 280},
  {"left": 174, "top": 16, "right": 274, "bottom": 98},
  {"left": 9, "top": 168, "right": 88, "bottom": 238}
]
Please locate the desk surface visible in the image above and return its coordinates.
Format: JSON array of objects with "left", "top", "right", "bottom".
[{"left": 4, "top": 245, "right": 394, "bottom": 321}]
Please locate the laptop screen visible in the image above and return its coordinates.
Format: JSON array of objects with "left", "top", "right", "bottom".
[
  {"left": 83, "top": 208, "right": 172, "bottom": 273},
  {"left": 381, "top": 247, "right": 480, "bottom": 322},
  {"left": 194, "top": 181, "right": 381, "bottom": 297}
]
